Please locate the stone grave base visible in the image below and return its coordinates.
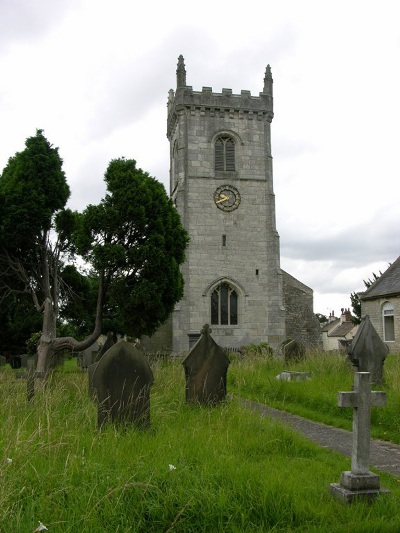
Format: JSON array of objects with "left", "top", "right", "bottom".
[
  {"left": 275, "top": 371, "right": 311, "bottom": 382},
  {"left": 330, "top": 471, "right": 390, "bottom": 503}
]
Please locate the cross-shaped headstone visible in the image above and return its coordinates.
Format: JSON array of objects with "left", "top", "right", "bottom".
[
  {"left": 201, "top": 323, "right": 212, "bottom": 335},
  {"left": 338, "top": 372, "right": 386, "bottom": 475}
]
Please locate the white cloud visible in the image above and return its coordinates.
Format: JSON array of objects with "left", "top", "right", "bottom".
[{"left": 1, "top": 0, "right": 399, "bottom": 316}]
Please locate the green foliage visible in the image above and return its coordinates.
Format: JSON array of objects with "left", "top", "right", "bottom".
[
  {"left": 240, "top": 342, "right": 273, "bottom": 357},
  {"left": 0, "top": 130, "right": 75, "bottom": 357},
  {"left": 74, "top": 158, "right": 189, "bottom": 338},
  {"left": 315, "top": 313, "right": 328, "bottom": 324},
  {"left": 350, "top": 291, "right": 362, "bottom": 324},
  {"left": 54, "top": 208, "right": 81, "bottom": 253},
  {"left": 0, "top": 293, "right": 43, "bottom": 356},
  {"left": 0, "top": 139, "right": 188, "bottom": 358},
  {"left": 0, "top": 130, "right": 69, "bottom": 303},
  {"left": 0, "top": 129, "right": 70, "bottom": 252},
  {"left": 59, "top": 264, "right": 98, "bottom": 338},
  {"left": 1, "top": 359, "right": 399, "bottom": 531},
  {"left": 25, "top": 332, "right": 41, "bottom": 355}
]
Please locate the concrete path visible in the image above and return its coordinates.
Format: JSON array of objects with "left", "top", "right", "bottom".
[{"left": 240, "top": 398, "right": 400, "bottom": 478}]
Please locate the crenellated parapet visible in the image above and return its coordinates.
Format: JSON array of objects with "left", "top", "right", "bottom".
[{"left": 167, "top": 56, "right": 273, "bottom": 140}]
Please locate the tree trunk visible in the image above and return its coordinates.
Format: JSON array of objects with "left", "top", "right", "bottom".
[
  {"left": 35, "top": 270, "right": 105, "bottom": 386},
  {"left": 36, "top": 297, "right": 57, "bottom": 387}
]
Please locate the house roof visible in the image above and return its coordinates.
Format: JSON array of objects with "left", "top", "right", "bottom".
[
  {"left": 321, "top": 319, "right": 339, "bottom": 332},
  {"left": 361, "top": 256, "right": 400, "bottom": 300},
  {"left": 328, "top": 321, "right": 356, "bottom": 337}
]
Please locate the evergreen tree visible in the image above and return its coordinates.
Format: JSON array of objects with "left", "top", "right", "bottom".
[
  {"left": 0, "top": 133, "right": 188, "bottom": 378},
  {"left": 350, "top": 271, "right": 383, "bottom": 324}
]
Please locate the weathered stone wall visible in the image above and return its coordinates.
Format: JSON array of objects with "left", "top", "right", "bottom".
[
  {"left": 139, "top": 318, "right": 173, "bottom": 354},
  {"left": 282, "top": 270, "right": 321, "bottom": 349},
  {"left": 168, "top": 77, "right": 286, "bottom": 353}
]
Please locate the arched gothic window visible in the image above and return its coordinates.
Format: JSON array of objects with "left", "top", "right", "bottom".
[
  {"left": 211, "top": 282, "right": 238, "bottom": 325},
  {"left": 215, "top": 135, "right": 235, "bottom": 171},
  {"left": 382, "top": 302, "right": 395, "bottom": 342}
]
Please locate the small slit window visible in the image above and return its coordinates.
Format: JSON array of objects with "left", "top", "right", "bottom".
[
  {"left": 171, "top": 141, "right": 178, "bottom": 191},
  {"left": 215, "top": 135, "right": 235, "bottom": 171}
]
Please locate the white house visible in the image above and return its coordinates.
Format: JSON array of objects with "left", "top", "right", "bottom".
[{"left": 321, "top": 309, "right": 358, "bottom": 352}]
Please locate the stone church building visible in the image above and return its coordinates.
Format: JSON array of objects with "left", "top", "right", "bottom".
[{"left": 141, "top": 56, "right": 320, "bottom": 354}]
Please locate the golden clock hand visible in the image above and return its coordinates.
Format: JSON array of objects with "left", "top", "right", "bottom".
[{"left": 216, "top": 194, "right": 229, "bottom": 204}]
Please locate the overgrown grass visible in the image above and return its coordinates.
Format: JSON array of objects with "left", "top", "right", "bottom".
[
  {"left": 0, "top": 356, "right": 399, "bottom": 532},
  {"left": 229, "top": 350, "right": 400, "bottom": 443}
]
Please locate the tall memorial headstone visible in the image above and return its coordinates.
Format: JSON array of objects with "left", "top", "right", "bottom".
[
  {"left": 330, "top": 372, "right": 389, "bottom": 503},
  {"left": 347, "top": 315, "right": 389, "bottom": 384},
  {"left": 182, "top": 324, "right": 230, "bottom": 405},
  {"left": 92, "top": 340, "right": 154, "bottom": 429}
]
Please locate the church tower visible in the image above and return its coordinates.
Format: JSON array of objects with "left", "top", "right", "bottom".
[{"left": 167, "top": 56, "right": 287, "bottom": 352}]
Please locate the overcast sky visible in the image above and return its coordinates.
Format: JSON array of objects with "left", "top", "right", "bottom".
[{"left": 1, "top": 0, "right": 399, "bottom": 317}]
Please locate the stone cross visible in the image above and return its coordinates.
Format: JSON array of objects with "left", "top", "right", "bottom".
[
  {"left": 337, "top": 372, "right": 386, "bottom": 475},
  {"left": 330, "top": 371, "right": 389, "bottom": 502}
]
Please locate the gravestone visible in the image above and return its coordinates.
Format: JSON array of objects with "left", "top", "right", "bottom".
[
  {"left": 77, "top": 341, "right": 100, "bottom": 369},
  {"left": 92, "top": 340, "right": 153, "bottom": 429},
  {"left": 275, "top": 371, "right": 311, "bottom": 382},
  {"left": 95, "top": 333, "right": 116, "bottom": 362},
  {"left": 182, "top": 324, "right": 230, "bottom": 405},
  {"left": 15, "top": 358, "right": 43, "bottom": 402},
  {"left": 282, "top": 339, "right": 306, "bottom": 363},
  {"left": 330, "top": 372, "right": 389, "bottom": 503},
  {"left": 0, "top": 356, "right": 6, "bottom": 366},
  {"left": 88, "top": 334, "right": 117, "bottom": 398},
  {"left": 51, "top": 352, "right": 65, "bottom": 368},
  {"left": 88, "top": 360, "right": 98, "bottom": 400},
  {"left": 347, "top": 315, "right": 389, "bottom": 384},
  {"left": 10, "top": 355, "right": 21, "bottom": 369},
  {"left": 88, "top": 335, "right": 117, "bottom": 399}
]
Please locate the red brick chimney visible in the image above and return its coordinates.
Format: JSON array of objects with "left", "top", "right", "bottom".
[{"left": 340, "top": 308, "right": 352, "bottom": 323}]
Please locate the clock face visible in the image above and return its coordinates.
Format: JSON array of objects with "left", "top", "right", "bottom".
[{"left": 214, "top": 185, "right": 241, "bottom": 212}]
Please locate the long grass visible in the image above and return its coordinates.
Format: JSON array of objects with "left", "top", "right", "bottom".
[
  {"left": 0, "top": 356, "right": 400, "bottom": 532},
  {"left": 229, "top": 350, "right": 400, "bottom": 443}
]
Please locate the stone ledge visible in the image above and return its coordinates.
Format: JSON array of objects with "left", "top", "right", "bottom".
[
  {"left": 340, "top": 471, "right": 380, "bottom": 491},
  {"left": 330, "top": 483, "right": 390, "bottom": 504}
]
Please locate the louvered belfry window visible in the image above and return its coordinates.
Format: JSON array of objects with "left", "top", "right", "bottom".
[{"left": 215, "top": 136, "right": 235, "bottom": 171}]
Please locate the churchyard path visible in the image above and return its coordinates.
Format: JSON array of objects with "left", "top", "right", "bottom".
[{"left": 240, "top": 398, "right": 400, "bottom": 478}]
